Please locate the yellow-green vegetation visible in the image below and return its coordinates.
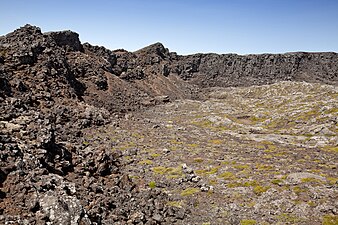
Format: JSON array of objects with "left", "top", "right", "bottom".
[
  {"left": 256, "top": 163, "right": 274, "bottom": 171},
  {"left": 181, "top": 187, "right": 200, "bottom": 197},
  {"left": 247, "top": 201, "right": 256, "bottom": 208},
  {"left": 322, "top": 214, "right": 338, "bottom": 225},
  {"left": 131, "top": 132, "right": 144, "bottom": 139},
  {"left": 193, "top": 158, "right": 204, "bottom": 163},
  {"left": 150, "top": 153, "right": 161, "bottom": 157},
  {"left": 187, "top": 143, "right": 199, "bottom": 148},
  {"left": 260, "top": 140, "right": 276, "bottom": 146},
  {"left": 191, "top": 120, "right": 213, "bottom": 128},
  {"left": 327, "top": 177, "right": 338, "bottom": 185},
  {"left": 253, "top": 185, "right": 270, "bottom": 195},
  {"left": 262, "top": 144, "right": 277, "bottom": 153},
  {"left": 277, "top": 213, "right": 302, "bottom": 223},
  {"left": 294, "top": 109, "right": 320, "bottom": 121},
  {"left": 262, "top": 154, "right": 273, "bottom": 159},
  {"left": 128, "top": 175, "right": 139, "bottom": 180},
  {"left": 234, "top": 164, "right": 250, "bottom": 170},
  {"left": 209, "top": 139, "right": 223, "bottom": 145},
  {"left": 218, "top": 171, "right": 235, "bottom": 180},
  {"left": 293, "top": 186, "right": 306, "bottom": 195},
  {"left": 169, "top": 139, "right": 184, "bottom": 145},
  {"left": 321, "top": 146, "right": 338, "bottom": 153},
  {"left": 152, "top": 166, "right": 183, "bottom": 178},
  {"left": 240, "top": 219, "right": 257, "bottom": 225},
  {"left": 166, "top": 201, "right": 183, "bottom": 208},
  {"left": 307, "top": 200, "right": 317, "bottom": 207},
  {"left": 250, "top": 115, "right": 266, "bottom": 123},
  {"left": 209, "top": 179, "right": 218, "bottom": 185},
  {"left": 152, "top": 166, "right": 167, "bottom": 175},
  {"left": 119, "top": 141, "right": 137, "bottom": 150},
  {"left": 201, "top": 222, "right": 211, "bottom": 225},
  {"left": 324, "top": 107, "right": 338, "bottom": 114},
  {"left": 148, "top": 181, "right": 156, "bottom": 189},
  {"left": 271, "top": 179, "right": 283, "bottom": 185},
  {"left": 273, "top": 151, "right": 287, "bottom": 157},
  {"left": 301, "top": 177, "right": 324, "bottom": 184},
  {"left": 196, "top": 166, "right": 220, "bottom": 176},
  {"left": 124, "top": 156, "right": 131, "bottom": 160},
  {"left": 221, "top": 160, "right": 232, "bottom": 165},
  {"left": 138, "top": 159, "right": 153, "bottom": 165}
]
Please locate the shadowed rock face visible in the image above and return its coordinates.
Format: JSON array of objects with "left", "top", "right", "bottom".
[
  {"left": 173, "top": 52, "right": 338, "bottom": 87},
  {"left": 0, "top": 24, "right": 337, "bottom": 224},
  {"left": 45, "top": 30, "right": 83, "bottom": 52}
]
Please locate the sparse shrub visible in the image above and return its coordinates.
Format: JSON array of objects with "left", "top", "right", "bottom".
[
  {"left": 322, "top": 214, "right": 338, "bottom": 225},
  {"left": 307, "top": 200, "right": 317, "bottom": 207},
  {"left": 234, "top": 164, "right": 250, "bottom": 170},
  {"left": 253, "top": 185, "right": 269, "bottom": 195},
  {"left": 152, "top": 166, "right": 183, "bottom": 178},
  {"left": 206, "top": 166, "right": 220, "bottom": 175},
  {"left": 187, "top": 143, "right": 199, "bottom": 148},
  {"left": 301, "top": 177, "right": 324, "bottom": 184},
  {"left": 193, "top": 158, "right": 204, "bottom": 163},
  {"left": 150, "top": 153, "right": 160, "bottom": 157},
  {"left": 209, "top": 139, "right": 223, "bottom": 145},
  {"left": 218, "top": 171, "right": 235, "bottom": 180},
  {"left": 152, "top": 166, "right": 167, "bottom": 175},
  {"left": 327, "top": 177, "right": 338, "bottom": 185},
  {"left": 167, "top": 201, "right": 182, "bottom": 208},
  {"left": 240, "top": 219, "right": 257, "bottom": 225},
  {"left": 321, "top": 146, "right": 338, "bottom": 153},
  {"left": 271, "top": 179, "right": 283, "bottom": 185},
  {"left": 256, "top": 163, "right": 274, "bottom": 171},
  {"left": 196, "top": 166, "right": 220, "bottom": 176},
  {"left": 293, "top": 186, "right": 306, "bottom": 195},
  {"left": 148, "top": 181, "right": 156, "bottom": 189},
  {"left": 181, "top": 187, "right": 200, "bottom": 196},
  {"left": 209, "top": 179, "right": 218, "bottom": 185},
  {"left": 277, "top": 213, "right": 302, "bottom": 223},
  {"left": 138, "top": 159, "right": 153, "bottom": 165}
]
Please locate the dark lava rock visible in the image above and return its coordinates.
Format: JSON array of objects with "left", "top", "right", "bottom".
[
  {"left": 45, "top": 30, "right": 83, "bottom": 52},
  {"left": 0, "top": 24, "right": 337, "bottom": 224},
  {"left": 0, "top": 25, "right": 184, "bottom": 224},
  {"left": 172, "top": 51, "right": 338, "bottom": 87}
]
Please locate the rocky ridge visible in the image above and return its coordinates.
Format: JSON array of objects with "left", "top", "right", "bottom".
[{"left": 0, "top": 24, "right": 337, "bottom": 224}]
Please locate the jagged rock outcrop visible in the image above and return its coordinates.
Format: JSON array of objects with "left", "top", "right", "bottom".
[
  {"left": 172, "top": 52, "right": 338, "bottom": 87},
  {"left": 0, "top": 24, "right": 337, "bottom": 224},
  {"left": 46, "top": 30, "right": 83, "bottom": 52},
  {"left": 0, "top": 25, "right": 186, "bottom": 224}
]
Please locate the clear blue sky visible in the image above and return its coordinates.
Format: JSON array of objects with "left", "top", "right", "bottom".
[{"left": 1, "top": 0, "right": 338, "bottom": 55}]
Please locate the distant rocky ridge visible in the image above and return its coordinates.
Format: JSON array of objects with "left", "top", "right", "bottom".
[
  {"left": 1, "top": 25, "right": 337, "bottom": 112},
  {"left": 0, "top": 24, "right": 337, "bottom": 224}
]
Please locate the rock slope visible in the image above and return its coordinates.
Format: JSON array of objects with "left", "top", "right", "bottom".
[
  {"left": 0, "top": 25, "right": 187, "bottom": 225},
  {"left": 0, "top": 25, "right": 337, "bottom": 224}
]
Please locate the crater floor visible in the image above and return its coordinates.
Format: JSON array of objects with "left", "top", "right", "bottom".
[{"left": 83, "top": 81, "right": 338, "bottom": 225}]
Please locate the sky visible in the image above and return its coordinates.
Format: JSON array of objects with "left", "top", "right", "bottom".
[{"left": 1, "top": 0, "right": 338, "bottom": 55}]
